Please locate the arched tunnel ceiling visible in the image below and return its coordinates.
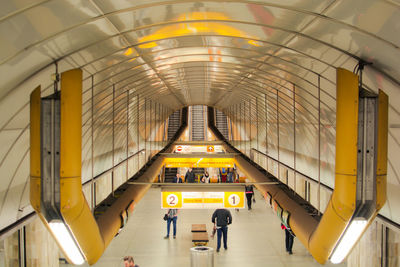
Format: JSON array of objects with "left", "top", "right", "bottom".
[
  {"left": 1, "top": 1, "right": 400, "bottom": 231},
  {"left": 1, "top": 0, "right": 399, "bottom": 110}
]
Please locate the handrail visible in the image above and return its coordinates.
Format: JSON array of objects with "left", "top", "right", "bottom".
[
  {"left": 82, "top": 149, "right": 146, "bottom": 187},
  {"left": 0, "top": 212, "right": 36, "bottom": 238},
  {"left": 94, "top": 106, "right": 188, "bottom": 249},
  {"left": 250, "top": 148, "right": 333, "bottom": 191},
  {"left": 251, "top": 147, "right": 400, "bottom": 233},
  {"left": 128, "top": 182, "right": 279, "bottom": 185}
]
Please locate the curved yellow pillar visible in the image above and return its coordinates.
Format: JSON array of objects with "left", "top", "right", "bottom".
[
  {"left": 30, "top": 86, "right": 41, "bottom": 213},
  {"left": 30, "top": 70, "right": 105, "bottom": 265},
  {"left": 308, "top": 68, "right": 359, "bottom": 263},
  {"left": 59, "top": 69, "right": 104, "bottom": 264},
  {"left": 376, "top": 89, "right": 388, "bottom": 210}
]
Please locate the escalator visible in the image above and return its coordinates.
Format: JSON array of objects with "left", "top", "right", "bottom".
[
  {"left": 215, "top": 109, "right": 229, "bottom": 140},
  {"left": 167, "top": 110, "right": 181, "bottom": 140},
  {"left": 192, "top": 167, "right": 205, "bottom": 183},
  {"left": 164, "top": 167, "right": 178, "bottom": 183},
  {"left": 191, "top": 105, "right": 205, "bottom": 141}
]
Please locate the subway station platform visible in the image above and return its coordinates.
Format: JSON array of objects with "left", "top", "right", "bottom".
[{"left": 66, "top": 187, "right": 345, "bottom": 267}]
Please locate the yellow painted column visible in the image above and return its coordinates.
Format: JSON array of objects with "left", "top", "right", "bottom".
[
  {"left": 376, "top": 90, "right": 388, "bottom": 210},
  {"left": 59, "top": 69, "right": 104, "bottom": 264},
  {"left": 308, "top": 68, "right": 359, "bottom": 264},
  {"left": 29, "top": 86, "right": 41, "bottom": 213}
]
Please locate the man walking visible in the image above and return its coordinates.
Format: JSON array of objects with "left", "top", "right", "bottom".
[
  {"left": 185, "top": 168, "right": 196, "bottom": 183},
  {"left": 211, "top": 208, "right": 232, "bottom": 252},
  {"left": 281, "top": 223, "right": 295, "bottom": 254},
  {"left": 245, "top": 182, "right": 254, "bottom": 210}
]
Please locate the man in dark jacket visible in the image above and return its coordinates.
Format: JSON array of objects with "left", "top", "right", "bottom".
[
  {"left": 185, "top": 168, "right": 196, "bottom": 183},
  {"left": 211, "top": 208, "right": 232, "bottom": 252},
  {"left": 245, "top": 183, "right": 254, "bottom": 210}
]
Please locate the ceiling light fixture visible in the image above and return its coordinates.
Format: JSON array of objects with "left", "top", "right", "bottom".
[
  {"left": 330, "top": 219, "right": 367, "bottom": 264},
  {"left": 49, "top": 221, "right": 85, "bottom": 265}
]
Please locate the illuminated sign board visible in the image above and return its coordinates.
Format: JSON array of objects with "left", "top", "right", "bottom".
[
  {"left": 162, "top": 191, "right": 244, "bottom": 209},
  {"left": 174, "top": 145, "right": 223, "bottom": 153},
  {"left": 164, "top": 157, "right": 234, "bottom": 168}
]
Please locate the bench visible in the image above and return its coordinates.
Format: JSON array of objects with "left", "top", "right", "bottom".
[
  {"left": 192, "top": 232, "right": 209, "bottom": 246},
  {"left": 191, "top": 224, "right": 209, "bottom": 246},
  {"left": 191, "top": 224, "right": 207, "bottom": 232}
]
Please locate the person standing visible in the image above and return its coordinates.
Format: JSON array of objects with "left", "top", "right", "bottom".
[
  {"left": 211, "top": 208, "right": 232, "bottom": 252},
  {"left": 123, "top": 256, "right": 139, "bottom": 267},
  {"left": 173, "top": 173, "right": 183, "bottom": 183},
  {"left": 164, "top": 209, "right": 179, "bottom": 239},
  {"left": 219, "top": 168, "right": 227, "bottom": 183},
  {"left": 201, "top": 170, "right": 210, "bottom": 183},
  {"left": 226, "top": 168, "right": 234, "bottom": 183},
  {"left": 234, "top": 173, "right": 240, "bottom": 212},
  {"left": 245, "top": 182, "right": 254, "bottom": 210},
  {"left": 185, "top": 168, "right": 196, "bottom": 183},
  {"left": 281, "top": 223, "right": 294, "bottom": 254}
]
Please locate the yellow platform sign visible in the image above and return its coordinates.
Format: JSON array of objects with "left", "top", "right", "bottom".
[
  {"left": 162, "top": 192, "right": 183, "bottom": 208},
  {"left": 164, "top": 157, "right": 234, "bottom": 168},
  {"left": 162, "top": 191, "right": 244, "bottom": 209}
]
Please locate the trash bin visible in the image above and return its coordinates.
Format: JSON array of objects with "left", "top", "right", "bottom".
[{"left": 190, "top": 246, "right": 214, "bottom": 267}]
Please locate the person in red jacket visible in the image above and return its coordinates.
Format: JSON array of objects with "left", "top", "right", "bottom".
[{"left": 219, "top": 168, "right": 228, "bottom": 183}]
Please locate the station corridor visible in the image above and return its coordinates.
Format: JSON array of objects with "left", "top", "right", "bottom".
[
  {"left": 1, "top": 1, "right": 400, "bottom": 266},
  {"left": 64, "top": 187, "right": 345, "bottom": 267}
]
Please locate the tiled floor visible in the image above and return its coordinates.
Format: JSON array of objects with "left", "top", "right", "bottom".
[{"left": 73, "top": 186, "right": 346, "bottom": 267}]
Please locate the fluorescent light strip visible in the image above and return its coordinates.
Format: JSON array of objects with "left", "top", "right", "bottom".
[
  {"left": 49, "top": 221, "right": 85, "bottom": 265},
  {"left": 330, "top": 219, "right": 367, "bottom": 264}
]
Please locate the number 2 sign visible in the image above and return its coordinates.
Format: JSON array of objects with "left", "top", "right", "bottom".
[{"left": 162, "top": 192, "right": 182, "bottom": 208}]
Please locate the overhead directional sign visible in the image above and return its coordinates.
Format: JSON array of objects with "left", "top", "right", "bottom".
[
  {"left": 162, "top": 191, "right": 244, "bottom": 209},
  {"left": 164, "top": 157, "right": 235, "bottom": 168},
  {"left": 174, "top": 145, "right": 223, "bottom": 153}
]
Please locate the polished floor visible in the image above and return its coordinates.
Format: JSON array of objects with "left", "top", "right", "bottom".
[{"left": 72, "top": 186, "right": 346, "bottom": 267}]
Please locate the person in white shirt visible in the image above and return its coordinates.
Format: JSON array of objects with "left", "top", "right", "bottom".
[
  {"left": 173, "top": 173, "right": 183, "bottom": 183},
  {"left": 201, "top": 171, "right": 210, "bottom": 183}
]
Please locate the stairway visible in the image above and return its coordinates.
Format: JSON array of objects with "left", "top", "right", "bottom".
[
  {"left": 164, "top": 168, "right": 178, "bottom": 183},
  {"left": 167, "top": 110, "right": 181, "bottom": 140},
  {"left": 215, "top": 109, "right": 229, "bottom": 139},
  {"left": 191, "top": 105, "right": 205, "bottom": 141}
]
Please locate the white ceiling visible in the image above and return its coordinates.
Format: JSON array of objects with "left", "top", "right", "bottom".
[{"left": 0, "top": 0, "right": 399, "bottom": 231}]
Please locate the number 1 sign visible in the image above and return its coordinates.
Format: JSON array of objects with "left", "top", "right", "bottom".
[{"left": 161, "top": 191, "right": 244, "bottom": 209}]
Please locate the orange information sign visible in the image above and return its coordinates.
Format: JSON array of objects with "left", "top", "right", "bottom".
[
  {"left": 161, "top": 191, "right": 244, "bottom": 209},
  {"left": 164, "top": 157, "right": 234, "bottom": 168}
]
